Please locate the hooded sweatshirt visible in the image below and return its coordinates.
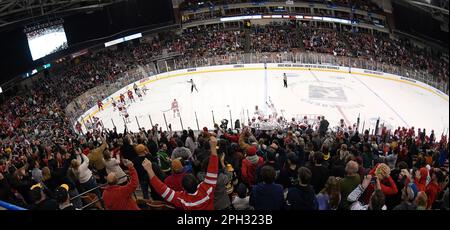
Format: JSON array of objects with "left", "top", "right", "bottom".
[
  {"left": 415, "top": 167, "right": 428, "bottom": 192},
  {"left": 241, "top": 156, "right": 264, "bottom": 186}
]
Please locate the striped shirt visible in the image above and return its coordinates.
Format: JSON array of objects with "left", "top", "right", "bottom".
[{"left": 150, "top": 155, "right": 218, "bottom": 210}]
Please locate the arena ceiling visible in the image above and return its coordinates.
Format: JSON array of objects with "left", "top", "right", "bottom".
[{"left": 0, "top": 0, "right": 126, "bottom": 28}]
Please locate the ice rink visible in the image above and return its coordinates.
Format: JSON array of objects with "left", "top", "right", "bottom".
[{"left": 78, "top": 64, "right": 449, "bottom": 136}]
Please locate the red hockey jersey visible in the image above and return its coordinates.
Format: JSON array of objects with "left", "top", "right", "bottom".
[{"left": 149, "top": 155, "right": 218, "bottom": 210}]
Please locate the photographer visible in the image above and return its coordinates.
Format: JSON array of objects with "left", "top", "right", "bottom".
[{"left": 347, "top": 174, "right": 387, "bottom": 210}]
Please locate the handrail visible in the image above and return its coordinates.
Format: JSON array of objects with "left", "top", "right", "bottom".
[
  {"left": 70, "top": 174, "right": 129, "bottom": 202},
  {"left": 0, "top": 200, "right": 27, "bottom": 210}
]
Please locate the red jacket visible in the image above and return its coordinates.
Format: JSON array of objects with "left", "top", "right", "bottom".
[
  {"left": 241, "top": 156, "right": 264, "bottom": 186},
  {"left": 426, "top": 181, "right": 440, "bottom": 209},
  {"left": 361, "top": 164, "right": 398, "bottom": 204},
  {"left": 150, "top": 155, "right": 218, "bottom": 210},
  {"left": 415, "top": 167, "right": 428, "bottom": 192},
  {"left": 164, "top": 172, "right": 186, "bottom": 192},
  {"left": 103, "top": 166, "right": 140, "bottom": 210}
]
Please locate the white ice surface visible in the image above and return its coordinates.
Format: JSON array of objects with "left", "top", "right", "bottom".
[{"left": 79, "top": 65, "right": 449, "bottom": 136}]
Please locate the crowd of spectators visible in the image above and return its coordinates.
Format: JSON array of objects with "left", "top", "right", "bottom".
[
  {"left": 179, "top": 0, "right": 383, "bottom": 13},
  {"left": 0, "top": 19, "right": 449, "bottom": 210},
  {"left": 1, "top": 112, "right": 448, "bottom": 210}
]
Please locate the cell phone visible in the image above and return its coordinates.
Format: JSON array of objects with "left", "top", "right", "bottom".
[{"left": 371, "top": 177, "right": 377, "bottom": 184}]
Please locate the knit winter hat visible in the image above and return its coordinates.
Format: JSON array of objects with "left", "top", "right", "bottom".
[
  {"left": 247, "top": 146, "right": 257, "bottom": 156},
  {"left": 171, "top": 159, "right": 184, "bottom": 173},
  {"left": 135, "top": 144, "right": 148, "bottom": 155}
]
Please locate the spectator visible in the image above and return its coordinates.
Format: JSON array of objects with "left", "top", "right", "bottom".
[
  {"left": 426, "top": 169, "right": 444, "bottom": 209},
  {"left": 277, "top": 152, "right": 300, "bottom": 189},
  {"left": 319, "top": 116, "right": 329, "bottom": 137},
  {"left": 185, "top": 129, "right": 197, "bottom": 154},
  {"left": 347, "top": 175, "right": 387, "bottom": 210},
  {"left": 415, "top": 167, "right": 429, "bottom": 192},
  {"left": 55, "top": 184, "right": 77, "bottom": 210},
  {"left": 103, "top": 149, "right": 127, "bottom": 185},
  {"left": 250, "top": 165, "right": 284, "bottom": 210},
  {"left": 339, "top": 160, "right": 361, "bottom": 210},
  {"left": 88, "top": 137, "right": 108, "bottom": 183},
  {"left": 308, "top": 152, "right": 330, "bottom": 194},
  {"left": 171, "top": 140, "right": 192, "bottom": 161},
  {"left": 385, "top": 163, "right": 410, "bottom": 209},
  {"left": 69, "top": 150, "right": 102, "bottom": 200},
  {"left": 415, "top": 191, "right": 428, "bottom": 210},
  {"left": 157, "top": 144, "right": 172, "bottom": 174},
  {"left": 198, "top": 154, "right": 232, "bottom": 210},
  {"left": 132, "top": 144, "right": 165, "bottom": 200},
  {"left": 285, "top": 167, "right": 318, "bottom": 210},
  {"left": 103, "top": 159, "right": 139, "bottom": 210},
  {"left": 316, "top": 176, "right": 341, "bottom": 210},
  {"left": 232, "top": 183, "right": 253, "bottom": 210},
  {"left": 29, "top": 183, "right": 58, "bottom": 210},
  {"left": 241, "top": 146, "right": 264, "bottom": 186},
  {"left": 141, "top": 135, "right": 218, "bottom": 210},
  {"left": 359, "top": 163, "right": 398, "bottom": 205},
  {"left": 362, "top": 143, "right": 374, "bottom": 169},
  {"left": 164, "top": 159, "right": 186, "bottom": 191},
  {"left": 393, "top": 183, "right": 419, "bottom": 210},
  {"left": 30, "top": 161, "right": 43, "bottom": 183}
]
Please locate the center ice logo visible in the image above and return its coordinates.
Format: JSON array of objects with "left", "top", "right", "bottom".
[{"left": 309, "top": 85, "right": 348, "bottom": 102}]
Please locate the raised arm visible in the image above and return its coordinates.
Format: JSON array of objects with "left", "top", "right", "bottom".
[
  {"left": 348, "top": 175, "right": 372, "bottom": 202},
  {"left": 142, "top": 158, "right": 181, "bottom": 208},
  {"left": 120, "top": 160, "right": 138, "bottom": 195},
  {"left": 239, "top": 128, "right": 251, "bottom": 151},
  {"left": 204, "top": 136, "right": 218, "bottom": 185}
]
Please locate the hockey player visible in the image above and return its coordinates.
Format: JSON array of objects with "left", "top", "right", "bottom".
[
  {"left": 122, "top": 107, "right": 130, "bottom": 123},
  {"left": 299, "top": 116, "right": 309, "bottom": 130},
  {"left": 93, "top": 116, "right": 102, "bottom": 130},
  {"left": 171, "top": 99, "right": 180, "bottom": 118},
  {"left": 136, "top": 87, "right": 143, "bottom": 101},
  {"left": 127, "top": 90, "right": 135, "bottom": 103},
  {"left": 97, "top": 99, "right": 103, "bottom": 111},
  {"left": 133, "top": 83, "right": 139, "bottom": 94},
  {"left": 142, "top": 84, "right": 148, "bottom": 95},
  {"left": 266, "top": 97, "right": 278, "bottom": 119},
  {"left": 254, "top": 105, "right": 264, "bottom": 119},
  {"left": 283, "top": 73, "right": 288, "bottom": 88},
  {"left": 188, "top": 79, "right": 198, "bottom": 93},
  {"left": 111, "top": 98, "right": 117, "bottom": 111},
  {"left": 117, "top": 100, "right": 124, "bottom": 114},
  {"left": 119, "top": 93, "right": 126, "bottom": 104},
  {"left": 289, "top": 117, "right": 298, "bottom": 130}
]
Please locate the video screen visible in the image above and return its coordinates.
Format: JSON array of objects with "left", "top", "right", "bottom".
[{"left": 26, "top": 24, "right": 68, "bottom": 61}]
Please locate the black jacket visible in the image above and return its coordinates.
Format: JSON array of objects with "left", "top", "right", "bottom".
[
  {"left": 285, "top": 185, "right": 318, "bottom": 210},
  {"left": 308, "top": 165, "right": 330, "bottom": 194}
]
